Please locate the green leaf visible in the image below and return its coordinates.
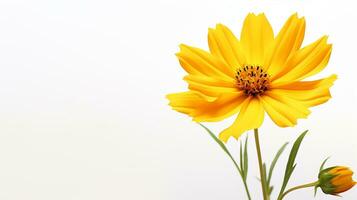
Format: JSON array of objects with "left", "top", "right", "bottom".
[
  {"left": 266, "top": 142, "right": 289, "bottom": 195},
  {"left": 278, "top": 130, "right": 308, "bottom": 198},
  {"left": 199, "top": 123, "right": 252, "bottom": 200},
  {"left": 243, "top": 136, "right": 249, "bottom": 180},
  {"left": 268, "top": 142, "right": 289, "bottom": 185},
  {"left": 240, "top": 140, "right": 244, "bottom": 178},
  {"left": 262, "top": 163, "right": 270, "bottom": 195},
  {"left": 269, "top": 186, "right": 274, "bottom": 195},
  {"left": 198, "top": 123, "right": 242, "bottom": 176},
  {"left": 239, "top": 136, "right": 249, "bottom": 180}
]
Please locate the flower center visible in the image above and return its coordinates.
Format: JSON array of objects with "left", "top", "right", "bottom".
[{"left": 235, "top": 65, "right": 270, "bottom": 96}]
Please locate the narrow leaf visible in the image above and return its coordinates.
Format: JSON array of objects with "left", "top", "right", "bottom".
[
  {"left": 198, "top": 123, "right": 242, "bottom": 175},
  {"left": 199, "top": 123, "right": 252, "bottom": 200},
  {"left": 278, "top": 130, "right": 308, "bottom": 198},
  {"left": 267, "top": 142, "right": 289, "bottom": 185},
  {"left": 263, "top": 163, "right": 268, "bottom": 182},
  {"left": 266, "top": 142, "right": 289, "bottom": 196},
  {"left": 243, "top": 136, "right": 249, "bottom": 179},
  {"left": 269, "top": 186, "right": 274, "bottom": 195},
  {"left": 262, "top": 163, "right": 270, "bottom": 196},
  {"left": 240, "top": 140, "right": 244, "bottom": 178}
]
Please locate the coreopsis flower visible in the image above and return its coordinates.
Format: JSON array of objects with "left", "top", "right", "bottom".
[
  {"left": 167, "top": 13, "right": 336, "bottom": 142},
  {"left": 317, "top": 166, "right": 356, "bottom": 195}
]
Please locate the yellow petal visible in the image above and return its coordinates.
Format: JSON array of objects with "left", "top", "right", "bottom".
[
  {"left": 240, "top": 13, "right": 274, "bottom": 66},
  {"left": 166, "top": 91, "right": 204, "bottom": 116},
  {"left": 184, "top": 75, "right": 238, "bottom": 97},
  {"left": 331, "top": 173, "right": 354, "bottom": 185},
  {"left": 333, "top": 176, "right": 354, "bottom": 186},
  {"left": 208, "top": 24, "right": 246, "bottom": 68},
  {"left": 193, "top": 92, "right": 247, "bottom": 122},
  {"left": 259, "top": 96, "right": 294, "bottom": 127},
  {"left": 329, "top": 166, "right": 349, "bottom": 174},
  {"left": 337, "top": 169, "right": 354, "bottom": 177},
  {"left": 266, "top": 13, "right": 306, "bottom": 76},
  {"left": 259, "top": 91, "right": 310, "bottom": 127},
  {"left": 219, "top": 97, "right": 264, "bottom": 142},
  {"left": 176, "top": 44, "right": 234, "bottom": 79},
  {"left": 167, "top": 91, "right": 246, "bottom": 122},
  {"left": 270, "top": 74, "right": 337, "bottom": 107},
  {"left": 272, "top": 36, "right": 332, "bottom": 83},
  {"left": 334, "top": 181, "right": 356, "bottom": 194}
]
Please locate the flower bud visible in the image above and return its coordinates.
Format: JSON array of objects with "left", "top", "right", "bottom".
[{"left": 317, "top": 166, "right": 356, "bottom": 195}]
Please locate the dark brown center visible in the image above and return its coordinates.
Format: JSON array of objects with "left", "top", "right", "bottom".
[{"left": 235, "top": 65, "right": 270, "bottom": 96}]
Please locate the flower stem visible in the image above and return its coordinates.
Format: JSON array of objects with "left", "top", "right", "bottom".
[
  {"left": 278, "top": 181, "right": 318, "bottom": 200},
  {"left": 254, "top": 129, "right": 269, "bottom": 200}
]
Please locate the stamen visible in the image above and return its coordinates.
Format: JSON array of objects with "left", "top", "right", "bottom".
[{"left": 235, "top": 65, "right": 270, "bottom": 96}]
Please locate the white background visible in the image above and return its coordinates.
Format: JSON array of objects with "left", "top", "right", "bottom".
[{"left": 0, "top": 0, "right": 356, "bottom": 199}]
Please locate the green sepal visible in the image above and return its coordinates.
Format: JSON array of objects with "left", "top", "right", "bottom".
[
  {"left": 319, "top": 157, "right": 330, "bottom": 172},
  {"left": 315, "top": 164, "right": 344, "bottom": 196},
  {"left": 314, "top": 184, "right": 319, "bottom": 197},
  {"left": 318, "top": 167, "right": 339, "bottom": 195}
]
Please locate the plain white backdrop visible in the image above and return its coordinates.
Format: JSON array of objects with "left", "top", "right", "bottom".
[{"left": 0, "top": 0, "right": 356, "bottom": 199}]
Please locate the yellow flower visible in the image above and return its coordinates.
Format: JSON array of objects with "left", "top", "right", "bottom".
[
  {"left": 318, "top": 166, "right": 356, "bottom": 195},
  {"left": 167, "top": 13, "right": 337, "bottom": 142}
]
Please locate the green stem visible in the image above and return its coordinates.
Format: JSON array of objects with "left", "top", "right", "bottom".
[
  {"left": 242, "top": 179, "right": 252, "bottom": 200},
  {"left": 254, "top": 129, "right": 269, "bottom": 200},
  {"left": 278, "top": 181, "right": 318, "bottom": 200}
]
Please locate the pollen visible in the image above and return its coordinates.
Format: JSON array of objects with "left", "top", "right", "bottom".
[{"left": 235, "top": 65, "right": 270, "bottom": 96}]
